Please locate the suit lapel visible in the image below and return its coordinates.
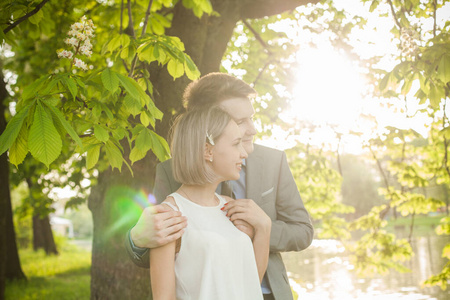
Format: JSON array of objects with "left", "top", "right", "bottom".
[{"left": 246, "top": 146, "right": 263, "bottom": 203}]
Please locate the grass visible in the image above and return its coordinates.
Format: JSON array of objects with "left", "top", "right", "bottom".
[{"left": 5, "top": 241, "right": 91, "bottom": 300}]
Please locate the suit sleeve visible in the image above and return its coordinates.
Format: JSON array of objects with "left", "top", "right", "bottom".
[
  {"left": 154, "top": 161, "right": 174, "bottom": 204},
  {"left": 125, "top": 162, "right": 173, "bottom": 268},
  {"left": 270, "top": 151, "right": 314, "bottom": 252}
]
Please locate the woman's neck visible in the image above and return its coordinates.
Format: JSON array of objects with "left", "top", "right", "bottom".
[{"left": 178, "top": 182, "right": 220, "bottom": 206}]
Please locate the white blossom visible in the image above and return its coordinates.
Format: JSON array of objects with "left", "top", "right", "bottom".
[
  {"left": 74, "top": 58, "right": 88, "bottom": 70},
  {"left": 57, "top": 15, "right": 95, "bottom": 71}
]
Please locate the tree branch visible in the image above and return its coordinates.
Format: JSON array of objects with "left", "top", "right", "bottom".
[
  {"left": 433, "top": 0, "right": 437, "bottom": 37},
  {"left": 141, "top": 0, "right": 154, "bottom": 38},
  {"left": 386, "top": 0, "right": 402, "bottom": 30},
  {"left": 336, "top": 134, "right": 343, "bottom": 176},
  {"left": 252, "top": 60, "right": 271, "bottom": 87},
  {"left": 126, "top": 0, "right": 136, "bottom": 39},
  {"left": 369, "top": 145, "right": 392, "bottom": 219},
  {"left": 120, "top": 0, "right": 124, "bottom": 34},
  {"left": 242, "top": 19, "right": 272, "bottom": 55},
  {"left": 442, "top": 100, "right": 450, "bottom": 180},
  {"left": 3, "top": 0, "right": 51, "bottom": 34},
  {"left": 240, "top": 0, "right": 320, "bottom": 19}
]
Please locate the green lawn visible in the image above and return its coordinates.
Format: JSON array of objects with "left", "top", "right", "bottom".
[{"left": 5, "top": 242, "right": 91, "bottom": 300}]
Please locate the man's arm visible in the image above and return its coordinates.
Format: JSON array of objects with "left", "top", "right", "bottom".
[
  {"left": 125, "top": 161, "right": 186, "bottom": 268},
  {"left": 269, "top": 151, "right": 314, "bottom": 252}
]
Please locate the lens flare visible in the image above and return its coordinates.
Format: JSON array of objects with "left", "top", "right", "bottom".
[{"left": 100, "top": 186, "right": 156, "bottom": 240}]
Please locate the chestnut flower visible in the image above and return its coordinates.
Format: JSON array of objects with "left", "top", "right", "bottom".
[{"left": 57, "top": 16, "right": 96, "bottom": 71}]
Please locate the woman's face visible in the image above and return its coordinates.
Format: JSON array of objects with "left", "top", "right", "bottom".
[{"left": 210, "top": 120, "right": 248, "bottom": 181}]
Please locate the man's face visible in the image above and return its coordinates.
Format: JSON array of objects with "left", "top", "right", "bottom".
[{"left": 219, "top": 98, "right": 257, "bottom": 154}]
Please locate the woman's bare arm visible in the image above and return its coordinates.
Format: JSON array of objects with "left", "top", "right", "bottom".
[
  {"left": 150, "top": 240, "right": 176, "bottom": 300},
  {"left": 150, "top": 198, "right": 180, "bottom": 300}
]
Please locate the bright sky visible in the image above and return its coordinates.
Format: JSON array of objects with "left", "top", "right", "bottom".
[{"left": 256, "top": 0, "right": 450, "bottom": 154}]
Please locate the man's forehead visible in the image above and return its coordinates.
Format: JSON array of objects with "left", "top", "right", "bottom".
[{"left": 219, "top": 97, "right": 255, "bottom": 118}]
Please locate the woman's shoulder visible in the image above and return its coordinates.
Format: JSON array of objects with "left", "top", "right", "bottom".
[{"left": 162, "top": 196, "right": 180, "bottom": 211}]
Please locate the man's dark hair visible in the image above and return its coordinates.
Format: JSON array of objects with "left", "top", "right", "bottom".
[{"left": 183, "top": 72, "right": 257, "bottom": 111}]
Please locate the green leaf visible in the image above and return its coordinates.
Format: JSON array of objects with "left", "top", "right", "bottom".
[
  {"left": 154, "top": 13, "right": 171, "bottom": 28},
  {"left": 137, "top": 42, "right": 155, "bottom": 63},
  {"left": 107, "top": 35, "right": 122, "bottom": 52},
  {"left": 379, "top": 72, "right": 394, "bottom": 92},
  {"left": 112, "top": 127, "right": 127, "bottom": 140},
  {"left": 140, "top": 111, "right": 150, "bottom": 127},
  {"left": 167, "top": 59, "right": 184, "bottom": 79},
  {"left": 117, "top": 73, "right": 140, "bottom": 100},
  {"left": 101, "top": 103, "right": 115, "bottom": 122},
  {"left": 28, "top": 102, "right": 62, "bottom": 167},
  {"left": 62, "top": 76, "right": 78, "bottom": 99},
  {"left": 151, "top": 17, "right": 165, "bottom": 35},
  {"left": 86, "top": 144, "right": 101, "bottom": 170},
  {"left": 104, "top": 140, "right": 123, "bottom": 171},
  {"left": 400, "top": 78, "right": 413, "bottom": 96},
  {"left": 120, "top": 46, "right": 129, "bottom": 60},
  {"left": 120, "top": 34, "right": 130, "bottom": 48},
  {"left": 437, "top": 54, "right": 450, "bottom": 84},
  {"left": 199, "top": 0, "right": 213, "bottom": 14},
  {"left": 130, "top": 128, "right": 153, "bottom": 164},
  {"left": 0, "top": 103, "right": 32, "bottom": 156},
  {"left": 150, "top": 131, "right": 170, "bottom": 161},
  {"left": 41, "top": 77, "right": 60, "bottom": 95},
  {"left": 101, "top": 68, "right": 119, "bottom": 93},
  {"left": 22, "top": 76, "right": 49, "bottom": 100},
  {"left": 42, "top": 102, "right": 83, "bottom": 149},
  {"left": 94, "top": 125, "right": 109, "bottom": 142},
  {"left": 124, "top": 95, "right": 142, "bottom": 116},
  {"left": 184, "top": 56, "right": 200, "bottom": 80},
  {"left": 9, "top": 124, "right": 28, "bottom": 166},
  {"left": 29, "top": 9, "right": 44, "bottom": 25},
  {"left": 429, "top": 82, "right": 444, "bottom": 108}
]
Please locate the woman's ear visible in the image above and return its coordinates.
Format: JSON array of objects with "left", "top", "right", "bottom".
[{"left": 204, "top": 143, "right": 214, "bottom": 162}]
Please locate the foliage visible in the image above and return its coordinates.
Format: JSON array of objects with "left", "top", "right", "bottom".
[
  {"left": 359, "top": 0, "right": 450, "bottom": 287},
  {"left": 0, "top": 0, "right": 210, "bottom": 171},
  {"left": 287, "top": 142, "right": 354, "bottom": 240}
]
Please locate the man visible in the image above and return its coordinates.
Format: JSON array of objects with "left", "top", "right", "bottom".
[{"left": 126, "top": 73, "right": 314, "bottom": 300}]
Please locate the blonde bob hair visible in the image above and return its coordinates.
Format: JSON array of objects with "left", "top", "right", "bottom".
[{"left": 171, "top": 106, "right": 232, "bottom": 185}]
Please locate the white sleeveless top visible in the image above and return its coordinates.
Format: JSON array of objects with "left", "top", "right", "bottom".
[{"left": 165, "top": 192, "right": 263, "bottom": 300}]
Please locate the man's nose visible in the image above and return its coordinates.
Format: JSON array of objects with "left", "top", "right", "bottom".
[
  {"left": 240, "top": 147, "right": 248, "bottom": 159},
  {"left": 246, "top": 122, "right": 257, "bottom": 135}
]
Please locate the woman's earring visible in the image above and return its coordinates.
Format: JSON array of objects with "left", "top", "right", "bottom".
[{"left": 210, "top": 157, "right": 213, "bottom": 162}]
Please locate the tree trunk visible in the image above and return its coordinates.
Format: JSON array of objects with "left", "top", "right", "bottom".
[
  {"left": 89, "top": 1, "right": 317, "bottom": 299},
  {"left": 0, "top": 67, "right": 26, "bottom": 300},
  {"left": 32, "top": 214, "right": 58, "bottom": 255}
]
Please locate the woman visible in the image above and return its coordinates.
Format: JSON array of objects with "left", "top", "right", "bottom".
[{"left": 150, "top": 106, "right": 271, "bottom": 300}]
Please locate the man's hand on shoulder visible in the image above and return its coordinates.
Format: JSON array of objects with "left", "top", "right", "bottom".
[
  {"left": 130, "top": 204, "right": 187, "bottom": 249},
  {"left": 221, "top": 196, "right": 255, "bottom": 240}
]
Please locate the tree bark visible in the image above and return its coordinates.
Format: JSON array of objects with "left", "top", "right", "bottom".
[
  {"left": 0, "top": 67, "right": 26, "bottom": 300},
  {"left": 89, "top": 1, "right": 318, "bottom": 299},
  {"left": 25, "top": 178, "right": 59, "bottom": 256},
  {"left": 32, "top": 214, "right": 58, "bottom": 255}
]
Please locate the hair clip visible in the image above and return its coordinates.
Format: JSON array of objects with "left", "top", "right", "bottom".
[{"left": 206, "top": 132, "right": 215, "bottom": 146}]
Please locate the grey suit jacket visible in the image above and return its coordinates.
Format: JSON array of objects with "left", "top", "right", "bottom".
[{"left": 126, "top": 144, "right": 314, "bottom": 300}]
